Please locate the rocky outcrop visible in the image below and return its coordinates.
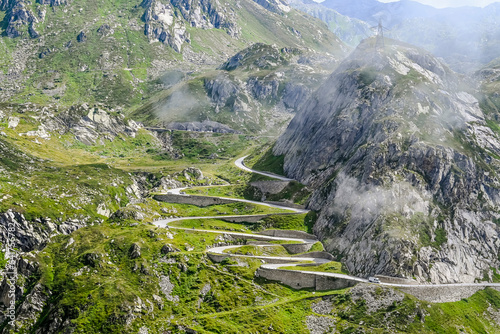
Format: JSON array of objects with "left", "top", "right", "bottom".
[
  {"left": 0, "top": 210, "right": 85, "bottom": 329},
  {"left": 199, "top": 43, "right": 326, "bottom": 121},
  {"left": 76, "top": 31, "right": 87, "bottom": 42},
  {"left": 252, "top": 0, "right": 290, "bottom": 14},
  {"left": 5, "top": 1, "right": 39, "bottom": 38},
  {"left": 161, "top": 243, "right": 180, "bottom": 254},
  {"left": 3, "top": 0, "right": 67, "bottom": 39},
  {"left": 204, "top": 75, "right": 239, "bottom": 106},
  {"left": 274, "top": 39, "right": 500, "bottom": 283},
  {"left": 37, "top": 0, "right": 69, "bottom": 5},
  {"left": 97, "top": 24, "right": 113, "bottom": 36},
  {"left": 142, "top": 0, "right": 190, "bottom": 52},
  {"left": 0, "top": 255, "right": 41, "bottom": 328},
  {"left": 0, "top": 210, "right": 84, "bottom": 252},
  {"left": 41, "top": 104, "right": 140, "bottom": 145},
  {"left": 0, "top": 0, "right": 16, "bottom": 11},
  {"left": 141, "top": 0, "right": 239, "bottom": 51},
  {"left": 129, "top": 243, "right": 142, "bottom": 259},
  {"left": 221, "top": 43, "right": 296, "bottom": 71},
  {"left": 248, "top": 76, "right": 280, "bottom": 100}
]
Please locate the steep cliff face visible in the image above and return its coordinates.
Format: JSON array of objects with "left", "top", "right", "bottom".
[{"left": 274, "top": 38, "right": 500, "bottom": 283}]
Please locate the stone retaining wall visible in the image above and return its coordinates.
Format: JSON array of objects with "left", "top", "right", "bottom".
[
  {"left": 207, "top": 253, "right": 229, "bottom": 263},
  {"left": 282, "top": 243, "right": 313, "bottom": 254},
  {"left": 259, "top": 229, "right": 317, "bottom": 240},
  {"left": 221, "top": 215, "right": 267, "bottom": 223},
  {"left": 154, "top": 194, "right": 236, "bottom": 207},
  {"left": 208, "top": 253, "right": 301, "bottom": 265},
  {"left": 292, "top": 252, "right": 335, "bottom": 260},
  {"left": 257, "top": 267, "right": 316, "bottom": 289},
  {"left": 256, "top": 268, "right": 358, "bottom": 291},
  {"left": 250, "top": 181, "right": 290, "bottom": 194},
  {"left": 264, "top": 201, "right": 305, "bottom": 210},
  {"left": 154, "top": 194, "right": 304, "bottom": 211},
  {"left": 316, "top": 275, "right": 358, "bottom": 291}
]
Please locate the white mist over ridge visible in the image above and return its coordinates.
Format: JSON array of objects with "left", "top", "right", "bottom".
[
  {"left": 377, "top": 0, "right": 498, "bottom": 8},
  {"left": 300, "top": 0, "right": 500, "bottom": 72},
  {"left": 313, "top": 0, "right": 500, "bottom": 8}
]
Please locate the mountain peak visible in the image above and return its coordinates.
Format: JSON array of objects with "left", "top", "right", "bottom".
[{"left": 273, "top": 37, "right": 500, "bottom": 283}]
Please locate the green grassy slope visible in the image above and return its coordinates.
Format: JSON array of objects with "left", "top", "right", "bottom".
[
  {"left": 0, "top": 0, "right": 346, "bottom": 111},
  {"left": 14, "top": 221, "right": 500, "bottom": 333}
]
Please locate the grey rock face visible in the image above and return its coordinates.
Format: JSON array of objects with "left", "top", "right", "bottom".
[
  {"left": 129, "top": 243, "right": 142, "bottom": 259},
  {"left": 141, "top": 0, "right": 239, "bottom": 52},
  {"left": 2, "top": 0, "right": 66, "bottom": 41},
  {"left": 28, "top": 23, "right": 40, "bottom": 38},
  {"left": 248, "top": 77, "right": 280, "bottom": 100},
  {"left": 205, "top": 75, "right": 239, "bottom": 106},
  {"left": 274, "top": 39, "right": 500, "bottom": 283},
  {"left": 252, "top": 0, "right": 290, "bottom": 14},
  {"left": 282, "top": 82, "right": 310, "bottom": 110},
  {"left": 161, "top": 243, "right": 180, "bottom": 254},
  {"left": 37, "top": 0, "right": 69, "bottom": 5},
  {"left": 43, "top": 104, "right": 140, "bottom": 145},
  {"left": 0, "top": 212, "right": 84, "bottom": 330},
  {"left": 76, "top": 31, "right": 87, "bottom": 42},
  {"left": 0, "top": 256, "right": 37, "bottom": 309},
  {"left": 0, "top": 210, "right": 84, "bottom": 252},
  {"left": 0, "top": 0, "right": 16, "bottom": 11}
]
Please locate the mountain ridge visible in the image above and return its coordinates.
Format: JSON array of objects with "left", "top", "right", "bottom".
[
  {"left": 0, "top": 0, "right": 346, "bottom": 113},
  {"left": 273, "top": 38, "right": 500, "bottom": 283}
]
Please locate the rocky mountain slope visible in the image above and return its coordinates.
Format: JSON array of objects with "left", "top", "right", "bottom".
[
  {"left": 273, "top": 38, "right": 500, "bottom": 284},
  {"left": 0, "top": 0, "right": 345, "bottom": 113},
  {"left": 134, "top": 42, "right": 344, "bottom": 133}
]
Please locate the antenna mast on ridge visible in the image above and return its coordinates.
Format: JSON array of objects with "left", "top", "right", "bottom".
[
  {"left": 369, "top": 19, "right": 387, "bottom": 50},
  {"left": 375, "top": 19, "right": 385, "bottom": 49}
]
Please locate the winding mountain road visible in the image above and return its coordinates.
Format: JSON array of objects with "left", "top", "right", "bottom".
[
  {"left": 235, "top": 156, "right": 294, "bottom": 181},
  {"left": 153, "top": 156, "right": 500, "bottom": 291}
]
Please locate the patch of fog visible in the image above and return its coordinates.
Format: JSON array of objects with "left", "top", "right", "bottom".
[
  {"left": 160, "top": 70, "right": 186, "bottom": 88},
  {"left": 325, "top": 173, "right": 431, "bottom": 224},
  {"left": 156, "top": 88, "right": 206, "bottom": 121}
]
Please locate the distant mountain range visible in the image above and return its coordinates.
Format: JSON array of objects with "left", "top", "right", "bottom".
[{"left": 291, "top": 0, "right": 500, "bottom": 72}]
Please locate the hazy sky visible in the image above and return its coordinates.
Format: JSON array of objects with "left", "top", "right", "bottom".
[{"left": 377, "top": 0, "right": 499, "bottom": 8}]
